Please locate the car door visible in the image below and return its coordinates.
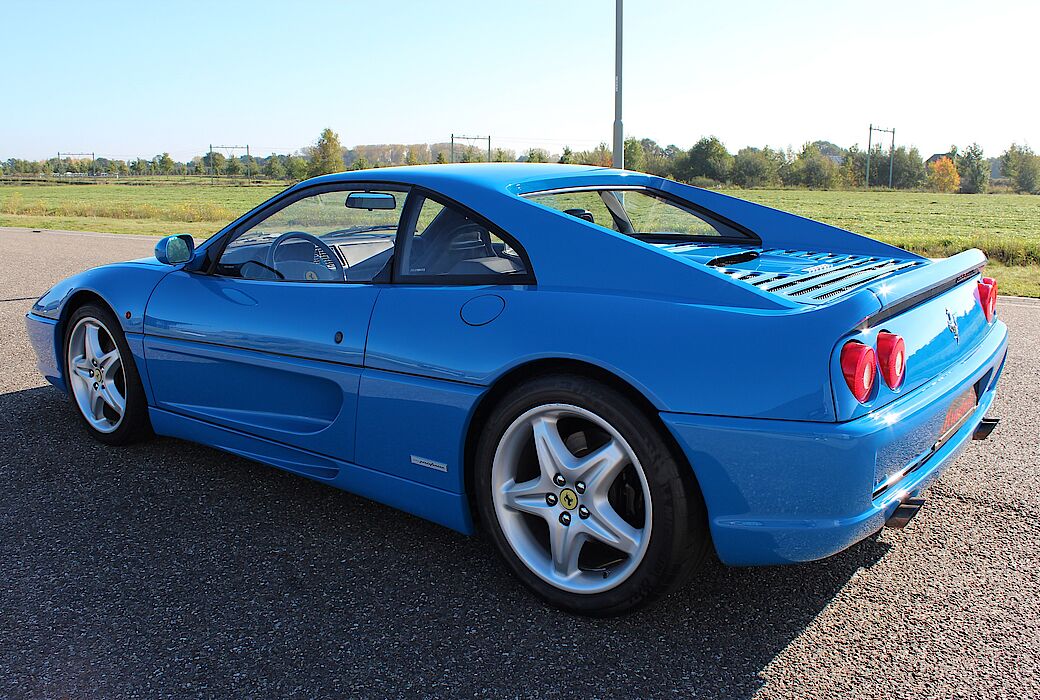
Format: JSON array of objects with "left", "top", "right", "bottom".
[
  {"left": 143, "top": 183, "right": 407, "bottom": 464},
  {"left": 357, "top": 191, "right": 536, "bottom": 491}
]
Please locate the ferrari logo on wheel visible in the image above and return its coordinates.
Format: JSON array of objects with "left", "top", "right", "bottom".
[
  {"left": 305, "top": 270, "right": 318, "bottom": 281},
  {"left": 559, "top": 488, "right": 578, "bottom": 510}
]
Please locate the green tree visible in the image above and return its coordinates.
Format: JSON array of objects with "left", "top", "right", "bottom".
[
  {"left": 525, "top": 148, "right": 549, "bottom": 163},
  {"left": 157, "top": 152, "right": 174, "bottom": 176},
  {"left": 676, "top": 136, "right": 733, "bottom": 183},
  {"left": 890, "top": 146, "right": 926, "bottom": 189},
  {"left": 623, "top": 137, "right": 645, "bottom": 172},
  {"left": 575, "top": 142, "right": 612, "bottom": 167},
  {"left": 838, "top": 145, "right": 863, "bottom": 187},
  {"left": 956, "top": 143, "right": 989, "bottom": 193},
  {"left": 492, "top": 148, "right": 515, "bottom": 162},
  {"left": 731, "top": 147, "right": 780, "bottom": 188},
  {"left": 351, "top": 155, "right": 371, "bottom": 171},
  {"left": 224, "top": 156, "right": 242, "bottom": 176},
  {"left": 640, "top": 139, "right": 679, "bottom": 178},
  {"left": 203, "top": 151, "right": 226, "bottom": 175},
  {"left": 435, "top": 151, "right": 448, "bottom": 164},
  {"left": 285, "top": 155, "right": 309, "bottom": 181},
  {"left": 404, "top": 148, "right": 423, "bottom": 166},
  {"left": 842, "top": 144, "right": 892, "bottom": 188},
  {"left": 264, "top": 155, "right": 286, "bottom": 179},
  {"left": 782, "top": 143, "right": 836, "bottom": 188},
  {"left": 1001, "top": 144, "right": 1040, "bottom": 194},
  {"left": 558, "top": 146, "right": 574, "bottom": 164},
  {"left": 1015, "top": 156, "right": 1040, "bottom": 194},
  {"left": 310, "top": 127, "right": 344, "bottom": 176}
]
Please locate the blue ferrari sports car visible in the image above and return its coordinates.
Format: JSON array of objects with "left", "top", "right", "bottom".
[{"left": 26, "top": 163, "right": 1007, "bottom": 615}]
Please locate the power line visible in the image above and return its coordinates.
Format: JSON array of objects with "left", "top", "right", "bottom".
[
  {"left": 57, "top": 152, "right": 95, "bottom": 176},
  {"left": 208, "top": 143, "right": 251, "bottom": 178},
  {"left": 449, "top": 134, "right": 491, "bottom": 163}
]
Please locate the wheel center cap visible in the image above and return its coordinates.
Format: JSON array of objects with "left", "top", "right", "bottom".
[{"left": 559, "top": 488, "right": 578, "bottom": 510}]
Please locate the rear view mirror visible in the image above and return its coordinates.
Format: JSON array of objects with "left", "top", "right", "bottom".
[
  {"left": 154, "top": 234, "right": 195, "bottom": 265},
  {"left": 346, "top": 192, "right": 396, "bottom": 210}
]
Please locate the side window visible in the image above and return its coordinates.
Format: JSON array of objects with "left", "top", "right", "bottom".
[
  {"left": 398, "top": 196, "right": 530, "bottom": 282},
  {"left": 527, "top": 190, "right": 619, "bottom": 230},
  {"left": 216, "top": 187, "right": 404, "bottom": 283},
  {"left": 616, "top": 190, "right": 725, "bottom": 237},
  {"left": 526, "top": 187, "right": 749, "bottom": 241}
]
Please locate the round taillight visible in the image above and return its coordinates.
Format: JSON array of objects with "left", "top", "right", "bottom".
[
  {"left": 876, "top": 331, "right": 906, "bottom": 389},
  {"left": 979, "top": 276, "right": 998, "bottom": 322},
  {"left": 840, "top": 341, "right": 877, "bottom": 403}
]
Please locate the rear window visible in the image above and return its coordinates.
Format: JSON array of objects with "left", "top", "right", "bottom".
[{"left": 525, "top": 187, "right": 751, "bottom": 242}]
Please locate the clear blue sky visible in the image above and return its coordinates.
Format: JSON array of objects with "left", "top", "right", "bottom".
[{"left": 2, "top": 0, "right": 1036, "bottom": 161}]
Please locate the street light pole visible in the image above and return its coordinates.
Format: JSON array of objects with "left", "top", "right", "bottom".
[{"left": 612, "top": 0, "right": 623, "bottom": 169}]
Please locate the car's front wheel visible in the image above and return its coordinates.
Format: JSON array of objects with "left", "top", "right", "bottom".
[
  {"left": 474, "top": 374, "right": 708, "bottom": 616},
  {"left": 63, "top": 303, "right": 152, "bottom": 445}
]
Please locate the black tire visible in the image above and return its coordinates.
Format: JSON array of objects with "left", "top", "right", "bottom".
[
  {"left": 474, "top": 374, "right": 708, "bottom": 617},
  {"left": 62, "top": 303, "right": 153, "bottom": 445}
]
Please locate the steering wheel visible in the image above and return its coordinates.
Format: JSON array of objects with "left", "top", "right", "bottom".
[{"left": 265, "top": 231, "right": 346, "bottom": 282}]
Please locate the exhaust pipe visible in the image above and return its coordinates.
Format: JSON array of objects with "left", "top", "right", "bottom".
[
  {"left": 886, "top": 497, "right": 925, "bottom": 529},
  {"left": 973, "top": 417, "right": 999, "bottom": 440}
]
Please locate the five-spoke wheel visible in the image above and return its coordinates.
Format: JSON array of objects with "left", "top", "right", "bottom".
[
  {"left": 63, "top": 303, "right": 151, "bottom": 444},
  {"left": 492, "top": 404, "right": 651, "bottom": 594},
  {"left": 476, "top": 374, "right": 708, "bottom": 616},
  {"left": 67, "top": 316, "right": 127, "bottom": 433}
]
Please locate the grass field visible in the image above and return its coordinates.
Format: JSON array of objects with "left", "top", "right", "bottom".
[{"left": 1, "top": 182, "right": 1037, "bottom": 295}]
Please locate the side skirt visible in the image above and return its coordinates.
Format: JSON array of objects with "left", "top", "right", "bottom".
[{"left": 148, "top": 407, "right": 475, "bottom": 534}]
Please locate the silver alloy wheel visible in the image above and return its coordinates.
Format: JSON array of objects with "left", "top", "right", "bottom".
[
  {"left": 66, "top": 316, "right": 127, "bottom": 434},
  {"left": 491, "top": 403, "right": 652, "bottom": 594}
]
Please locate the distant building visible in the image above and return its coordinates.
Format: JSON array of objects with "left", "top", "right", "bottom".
[{"left": 926, "top": 152, "right": 955, "bottom": 166}]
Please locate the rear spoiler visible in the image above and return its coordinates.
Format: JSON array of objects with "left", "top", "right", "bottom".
[{"left": 862, "top": 249, "right": 987, "bottom": 325}]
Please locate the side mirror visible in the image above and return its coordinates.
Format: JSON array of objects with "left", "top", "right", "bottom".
[
  {"left": 346, "top": 192, "right": 396, "bottom": 210},
  {"left": 155, "top": 234, "right": 195, "bottom": 265}
]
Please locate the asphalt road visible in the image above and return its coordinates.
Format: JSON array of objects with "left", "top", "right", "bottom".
[{"left": 2, "top": 227, "right": 1038, "bottom": 699}]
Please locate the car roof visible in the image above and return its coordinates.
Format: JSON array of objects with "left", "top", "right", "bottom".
[{"left": 305, "top": 163, "right": 654, "bottom": 194}]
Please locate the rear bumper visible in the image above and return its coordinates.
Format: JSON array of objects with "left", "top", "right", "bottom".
[
  {"left": 25, "top": 312, "right": 65, "bottom": 392},
  {"left": 662, "top": 319, "right": 1008, "bottom": 566}
]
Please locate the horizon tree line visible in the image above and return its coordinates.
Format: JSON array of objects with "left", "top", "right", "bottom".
[{"left": 3, "top": 127, "right": 1037, "bottom": 195}]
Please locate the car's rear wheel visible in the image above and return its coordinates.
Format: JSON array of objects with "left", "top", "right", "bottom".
[
  {"left": 474, "top": 374, "right": 708, "bottom": 616},
  {"left": 63, "top": 303, "right": 152, "bottom": 445}
]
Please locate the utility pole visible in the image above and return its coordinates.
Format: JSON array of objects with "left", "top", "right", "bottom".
[
  {"left": 888, "top": 128, "right": 895, "bottom": 189},
  {"left": 450, "top": 134, "right": 454, "bottom": 163},
  {"left": 488, "top": 135, "right": 492, "bottom": 163},
  {"left": 612, "top": 0, "right": 624, "bottom": 169},
  {"left": 865, "top": 124, "right": 895, "bottom": 189},
  {"left": 865, "top": 125, "right": 872, "bottom": 188}
]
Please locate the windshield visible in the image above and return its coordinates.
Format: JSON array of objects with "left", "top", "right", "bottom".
[{"left": 525, "top": 187, "right": 751, "bottom": 241}]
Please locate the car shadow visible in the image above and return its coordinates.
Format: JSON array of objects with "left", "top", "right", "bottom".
[{"left": 1, "top": 386, "right": 890, "bottom": 700}]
